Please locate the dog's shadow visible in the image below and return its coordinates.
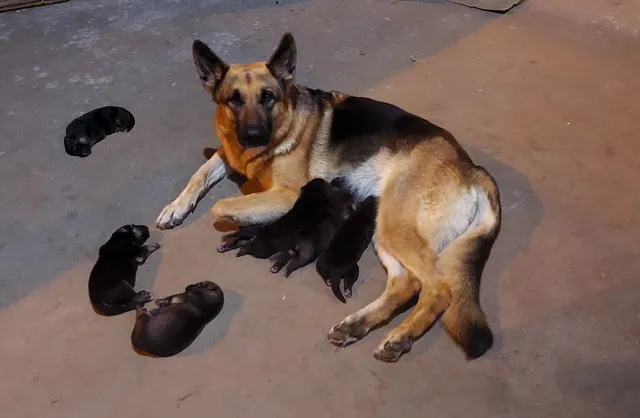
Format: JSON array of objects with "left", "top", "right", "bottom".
[{"left": 175, "top": 288, "right": 244, "bottom": 357}]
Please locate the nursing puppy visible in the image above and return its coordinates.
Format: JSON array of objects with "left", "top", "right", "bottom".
[
  {"left": 88, "top": 224, "right": 159, "bottom": 316},
  {"left": 64, "top": 106, "right": 135, "bottom": 157},
  {"left": 271, "top": 179, "right": 353, "bottom": 277},
  {"left": 218, "top": 178, "right": 335, "bottom": 258},
  {"left": 131, "top": 281, "right": 225, "bottom": 357},
  {"left": 317, "top": 195, "right": 378, "bottom": 303}
]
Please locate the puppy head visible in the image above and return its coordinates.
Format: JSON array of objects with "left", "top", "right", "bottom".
[
  {"left": 113, "top": 109, "right": 135, "bottom": 133},
  {"left": 185, "top": 281, "right": 224, "bottom": 311},
  {"left": 299, "top": 178, "right": 330, "bottom": 198},
  {"left": 64, "top": 133, "right": 92, "bottom": 157},
  {"left": 111, "top": 224, "right": 150, "bottom": 245},
  {"left": 327, "top": 183, "right": 355, "bottom": 218}
]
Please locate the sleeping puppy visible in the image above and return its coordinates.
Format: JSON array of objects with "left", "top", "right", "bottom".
[
  {"left": 218, "top": 178, "right": 335, "bottom": 258},
  {"left": 88, "top": 224, "right": 160, "bottom": 316},
  {"left": 64, "top": 106, "right": 135, "bottom": 157},
  {"left": 270, "top": 179, "right": 353, "bottom": 277},
  {"left": 316, "top": 195, "right": 378, "bottom": 303},
  {"left": 131, "top": 281, "right": 224, "bottom": 357}
]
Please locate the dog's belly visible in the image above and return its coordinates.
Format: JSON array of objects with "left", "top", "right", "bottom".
[{"left": 339, "top": 151, "right": 391, "bottom": 202}]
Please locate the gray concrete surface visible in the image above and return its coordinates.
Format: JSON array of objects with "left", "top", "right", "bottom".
[{"left": 0, "top": 0, "right": 638, "bottom": 417}]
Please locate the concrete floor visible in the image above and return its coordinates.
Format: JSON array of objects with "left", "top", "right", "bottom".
[{"left": 0, "top": 0, "right": 638, "bottom": 416}]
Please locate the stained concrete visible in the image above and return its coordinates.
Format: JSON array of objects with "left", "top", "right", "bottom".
[{"left": 0, "top": 0, "right": 638, "bottom": 417}]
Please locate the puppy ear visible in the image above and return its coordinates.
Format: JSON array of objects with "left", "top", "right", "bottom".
[
  {"left": 267, "top": 32, "right": 297, "bottom": 86},
  {"left": 192, "top": 40, "right": 229, "bottom": 95}
]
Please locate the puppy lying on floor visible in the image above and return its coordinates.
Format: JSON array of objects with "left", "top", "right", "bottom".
[
  {"left": 131, "top": 281, "right": 224, "bottom": 357},
  {"left": 317, "top": 195, "right": 378, "bottom": 303},
  {"left": 218, "top": 178, "right": 339, "bottom": 259},
  {"left": 88, "top": 224, "right": 160, "bottom": 316},
  {"left": 270, "top": 179, "right": 353, "bottom": 278},
  {"left": 64, "top": 106, "right": 135, "bottom": 157}
]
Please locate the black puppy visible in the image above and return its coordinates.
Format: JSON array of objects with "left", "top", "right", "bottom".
[
  {"left": 316, "top": 195, "right": 378, "bottom": 303},
  {"left": 218, "top": 178, "right": 336, "bottom": 258},
  {"left": 64, "top": 106, "right": 135, "bottom": 157},
  {"left": 130, "top": 281, "right": 225, "bottom": 357},
  {"left": 270, "top": 180, "right": 353, "bottom": 277},
  {"left": 88, "top": 224, "right": 160, "bottom": 316}
]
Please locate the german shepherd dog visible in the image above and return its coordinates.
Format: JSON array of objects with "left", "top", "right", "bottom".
[{"left": 156, "top": 33, "right": 501, "bottom": 362}]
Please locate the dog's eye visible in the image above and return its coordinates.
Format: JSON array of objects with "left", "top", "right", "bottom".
[
  {"left": 227, "top": 91, "right": 243, "bottom": 107},
  {"left": 260, "top": 90, "right": 276, "bottom": 107}
]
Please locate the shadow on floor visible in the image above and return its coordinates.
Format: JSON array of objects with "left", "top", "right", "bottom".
[{"left": 177, "top": 288, "right": 244, "bottom": 356}]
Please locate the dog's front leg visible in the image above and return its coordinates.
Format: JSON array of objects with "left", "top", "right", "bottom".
[
  {"left": 156, "top": 151, "right": 229, "bottom": 230},
  {"left": 212, "top": 186, "right": 299, "bottom": 226}
]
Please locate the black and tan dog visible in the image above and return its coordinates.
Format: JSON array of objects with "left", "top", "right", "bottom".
[
  {"left": 317, "top": 195, "right": 378, "bottom": 303},
  {"left": 64, "top": 106, "right": 135, "bottom": 157},
  {"left": 89, "top": 224, "right": 159, "bottom": 316},
  {"left": 156, "top": 33, "right": 502, "bottom": 362},
  {"left": 131, "top": 281, "right": 224, "bottom": 357}
]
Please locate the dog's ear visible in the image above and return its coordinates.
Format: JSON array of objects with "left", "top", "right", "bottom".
[
  {"left": 267, "top": 32, "right": 297, "bottom": 86},
  {"left": 192, "top": 40, "right": 229, "bottom": 95}
]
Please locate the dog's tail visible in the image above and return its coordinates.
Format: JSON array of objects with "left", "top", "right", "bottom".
[{"left": 438, "top": 166, "right": 501, "bottom": 359}]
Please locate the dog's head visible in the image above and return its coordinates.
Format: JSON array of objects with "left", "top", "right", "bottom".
[
  {"left": 111, "top": 224, "right": 150, "bottom": 246},
  {"left": 185, "top": 281, "right": 224, "bottom": 314},
  {"left": 64, "top": 133, "right": 93, "bottom": 157},
  {"left": 113, "top": 108, "right": 136, "bottom": 133},
  {"left": 192, "top": 33, "right": 297, "bottom": 150}
]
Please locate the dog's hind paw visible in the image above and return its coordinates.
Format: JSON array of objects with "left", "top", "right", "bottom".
[
  {"left": 373, "top": 337, "right": 412, "bottom": 363},
  {"left": 134, "top": 289, "right": 153, "bottom": 305},
  {"left": 327, "top": 318, "right": 369, "bottom": 347}
]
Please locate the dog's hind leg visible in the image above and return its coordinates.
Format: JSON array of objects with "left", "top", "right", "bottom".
[
  {"left": 98, "top": 282, "right": 153, "bottom": 315},
  {"left": 157, "top": 150, "right": 230, "bottom": 229},
  {"left": 134, "top": 243, "right": 161, "bottom": 265},
  {"left": 327, "top": 241, "right": 421, "bottom": 347}
]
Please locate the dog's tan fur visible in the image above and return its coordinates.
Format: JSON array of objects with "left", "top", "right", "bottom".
[{"left": 156, "top": 33, "right": 502, "bottom": 362}]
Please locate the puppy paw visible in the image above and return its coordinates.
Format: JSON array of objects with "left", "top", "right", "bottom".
[
  {"left": 343, "top": 286, "right": 353, "bottom": 299},
  {"left": 134, "top": 289, "right": 154, "bottom": 305},
  {"left": 218, "top": 237, "right": 251, "bottom": 253},
  {"left": 156, "top": 199, "right": 195, "bottom": 230}
]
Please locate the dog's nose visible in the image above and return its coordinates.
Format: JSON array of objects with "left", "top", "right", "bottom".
[{"left": 246, "top": 127, "right": 264, "bottom": 142}]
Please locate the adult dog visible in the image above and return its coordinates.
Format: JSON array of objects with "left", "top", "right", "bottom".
[{"left": 156, "top": 33, "right": 501, "bottom": 362}]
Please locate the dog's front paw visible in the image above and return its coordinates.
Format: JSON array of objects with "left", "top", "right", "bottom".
[{"left": 156, "top": 199, "right": 194, "bottom": 230}]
